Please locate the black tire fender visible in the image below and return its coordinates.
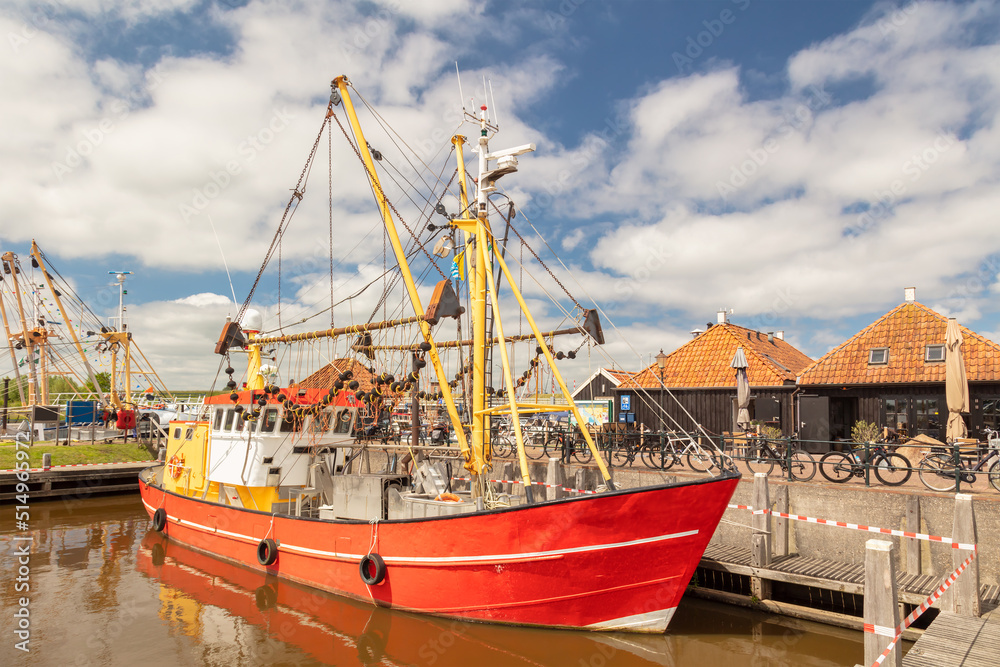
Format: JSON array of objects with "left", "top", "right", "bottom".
[
  {"left": 257, "top": 538, "right": 278, "bottom": 566},
  {"left": 359, "top": 553, "right": 386, "bottom": 585},
  {"left": 152, "top": 507, "right": 167, "bottom": 532}
]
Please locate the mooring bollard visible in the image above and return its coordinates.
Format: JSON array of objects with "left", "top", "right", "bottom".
[
  {"left": 864, "top": 539, "right": 901, "bottom": 667},
  {"left": 546, "top": 457, "right": 566, "bottom": 500},
  {"left": 42, "top": 452, "right": 52, "bottom": 470},
  {"left": 751, "top": 472, "right": 771, "bottom": 601},
  {"left": 943, "top": 493, "right": 980, "bottom": 617}
]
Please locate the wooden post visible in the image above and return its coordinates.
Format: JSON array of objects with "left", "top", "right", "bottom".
[
  {"left": 943, "top": 493, "right": 980, "bottom": 617},
  {"left": 864, "top": 539, "right": 901, "bottom": 667},
  {"left": 773, "top": 485, "right": 788, "bottom": 558},
  {"left": 905, "top": 494, "right": 921, "bottom": 576},
  {"left": 751, "top": 472, "right": 771, "bottom": 600},
  {"left": 42, "top": 452, "right": 52, "bottom": 470},
  {"left": 546, "top": 457, "right": 566, "bottom": 500},
  {"left": 575, "top": 468, "right": 587, "bottom": 496}
]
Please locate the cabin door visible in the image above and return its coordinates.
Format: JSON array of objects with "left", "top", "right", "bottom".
[{"left": 798, "top": 395, "right": 829, "bottom": 451}]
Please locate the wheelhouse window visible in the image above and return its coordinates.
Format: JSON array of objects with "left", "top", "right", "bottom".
[
  {"left": 213, "top": 409, "right": 224, "bottom": 430},
  {"left": 185, "top": 428, "right": 194, "bottom": 440},
  {"left": 925, "top": 344, "right": 945, "bottom": 362},
  {"left": 334, "top": 409, "right": 354, "bottom": 434},
  {"left": 262, "top": 408, "right": 279, "bottom": 433},
  {"left": 223, "top": 409, "right": 235, "bottom": 431},
  {"left": 236, "top": 409, "right": 246, "bottom": 431},
  {"left": 279, "top": 408, "right": 302, "bottom": 433},
  {"left": 868, "top": 348, "right": 889, "bottom": 365},
  {"left": 311, "top": 409, "right": 333, "bottom": 433}
]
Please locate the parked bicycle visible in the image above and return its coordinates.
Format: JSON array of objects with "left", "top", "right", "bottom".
[
  {"left": 819, "top": 443, "right": 912, "bottom": 486},
  {"left": 639, "top": 433, "right": 718, "bottom": 472},
  {"left": 741, "top": 435, "right": 817, "bottom": 481},
  {"left": 917, "top": 430, "right": 1000, "bottom": 492}
]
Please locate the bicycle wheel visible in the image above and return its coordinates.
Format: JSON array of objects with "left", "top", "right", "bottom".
[
  {"left": 918, "top": 454, "right": 958, "bottom": 492},
  {"left": 524, "top": 437, "right": 546, "bottom": 460},
  {"left": 989, "top": 460, "right": 1000, "bottom": 493},
  {"left": 573, "top": 439, "right": 594, "bottom": 464},
  {"left": 744, "top": 446, "right": 775, "bottom": 476},
  {"left": 873, "top": 452, "right": 912, "bottom": 486},
  {"left": 819, "top": 452, "right": 853, "bottom": 483},
  {"left": 686, "top": 448, "right": 716, "bottom": 472},
  {"left": 787, "top": 450, "right": 817, "bottom": 482},
  {"left": 640, "top": 444, "right": 663, "bottom": 470}
]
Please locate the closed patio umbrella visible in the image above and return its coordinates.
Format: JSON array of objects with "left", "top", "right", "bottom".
[
  {"left": 945, "top": 318, "right": 969, "bottom": 442},
  {"left": 731, "top": 347, "right": 750, "bottom": 430}
]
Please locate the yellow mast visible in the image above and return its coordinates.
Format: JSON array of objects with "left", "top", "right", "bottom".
[
  {"left": 0, "top": 267, "right": 26, "bottom": 405},
  {"left": 332, "top": 76, "right": 476, "bottom": 473},
  {"left": 1, "top": 252, "right": 43, "bottom": 404},
  {"left": 30, "top": 241, "right": 107, "bottom": 407}
]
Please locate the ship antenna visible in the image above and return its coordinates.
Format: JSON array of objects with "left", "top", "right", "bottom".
[
  {"left": 207, "top": 213, "right": 239, "bottom": 311},
  {"left": 482, "top": 75, "right": 489, "bottom": 124},
  {"left": 455, "top": 61, "right": 466, "bottom": 112},
  {"left": 489, "top": 79, "right": 499, "bottom": 128}
]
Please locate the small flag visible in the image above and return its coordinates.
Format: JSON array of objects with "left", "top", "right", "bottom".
[{"left": 451, "top": 250, "right": 465, "bottom": 282}]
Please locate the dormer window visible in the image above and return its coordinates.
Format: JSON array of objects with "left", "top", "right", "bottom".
[
  {"left": 925, "top": 344, "right": 945, "bottom": 362},
  {"left": 869, "top": 348, "right": 889, "bottom": 365}
]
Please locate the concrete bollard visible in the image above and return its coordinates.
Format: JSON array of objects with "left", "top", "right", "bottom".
[
  {"left": 42, "top": 452, "right": 52, "bottom": 470},
  {"left": 575, "top": 468, "right": 587, "bottom": 495},
  {"left": 943, "top": 493, "right": 980, "bottom": 617},
  {"left": 751, "top": 472, "right": 771, "bottom": 601},
  {"left": 499, "top": 461, "right": 514, "bottom": 494},
  {"left": 905, "top": 495, "right": 921, "bottom": 575},
  {"left": 546, "top": 457, "right": 566, "bottom": 500},
  {"left": 157, "top": 447, "right": 166, "bottom": 462},
  {"left": 863, "top": 539, "right": 901, "bottom": 667},
  {"left": 773, "top": 485, "right": 789, "bottom": 558}
]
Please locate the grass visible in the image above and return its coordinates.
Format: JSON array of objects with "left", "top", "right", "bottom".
[{"left": 0, "top": 442, "right": 154, "bottom": 470}]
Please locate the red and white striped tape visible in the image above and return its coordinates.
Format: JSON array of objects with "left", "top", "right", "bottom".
[
  {"left": 451, "top": 475, "right": 597, "bottom": 495},
  {"left": 1, "top": 460, "right": 157, "bottom": 473},
  {"left": 727, "top": 504, "right": 976, "bottom": 550},
  {"left": 865, "top": 547, "right": 978, "bottom": 667}
]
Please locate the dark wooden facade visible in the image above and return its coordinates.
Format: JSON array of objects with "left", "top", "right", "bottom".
[
  {"left": 612, "top": 386, "right": 798, "bottom": 438},
  {"left": 798, "top": 382, "right": 1000, "bottom": 443},
  {"left": 573, "top": 370, "right": 622, "bottom": 402}
]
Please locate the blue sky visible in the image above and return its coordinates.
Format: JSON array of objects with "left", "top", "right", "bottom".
[{"left": 2, "top": 0, "right": 1000, "bottom": 389}]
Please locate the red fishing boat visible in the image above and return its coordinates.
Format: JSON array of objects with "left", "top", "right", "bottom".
[{"left": 139, "top": 75, "right": 739, "bottom": 633}]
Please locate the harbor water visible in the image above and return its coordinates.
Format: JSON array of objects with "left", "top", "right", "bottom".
[{"left": 2, "top": 494, "right": 867, "bottom": 666}]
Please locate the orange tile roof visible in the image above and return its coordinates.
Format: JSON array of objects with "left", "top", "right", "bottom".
[
  {"left": 620, "top": 323, "right": 813, "bottom": 389},
  {"left": 798, "top": 301, "right": 1000, "bottom": 385},
  {"left": 605, "top": 369, "right": 637, "bottom": 384}
]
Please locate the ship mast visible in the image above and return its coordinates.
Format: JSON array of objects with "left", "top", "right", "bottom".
[
  {"left": 1, "top": 252, "right": 45, "bottom": 404},
  {"left": 0, "top": 255, "right": 27, "bottom": 405},
  {"left": 331, "top": 76, "right": 478, "bottom": 477},
  {"left": 105, "top": 271, "right": 133, "bottom": 410}
]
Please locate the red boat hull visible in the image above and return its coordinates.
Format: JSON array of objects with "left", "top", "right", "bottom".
[{"left": 139, "top": 468, "right": 739, "bottom": 632}]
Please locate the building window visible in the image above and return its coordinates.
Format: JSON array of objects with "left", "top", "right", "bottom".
[
  {"left": 982, "top": 399, "right": 1000, "bottom": 433},
  {"left": 914, "top": 398, "right": 941, "bottom": 437},
  {"left": 869, "top": 348, "right": 889, "bottom": 365},
  {"left": 885, "top": 397, "right": 909, "bottom": 436},
  {"left": 925, "top": 344, "right": 945, "bottom": 362}
]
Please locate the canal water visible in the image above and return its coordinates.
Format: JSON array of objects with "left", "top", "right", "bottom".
[{"left": 3, "top": 494, "right": 868, "bottom": 666}]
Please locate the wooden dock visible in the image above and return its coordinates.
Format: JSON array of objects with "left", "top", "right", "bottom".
[
  {"left": 902, "top": 611, "right": 1000, "bottom": 666},
  {"left": 699, "top": 543, "right": 1000, "bottom": 610}
]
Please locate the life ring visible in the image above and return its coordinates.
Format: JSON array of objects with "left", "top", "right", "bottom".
[
  {"left": 167, "top": 454, "right": 185, "bottom": 480},
  {"left": 359, "top": 553, "right": 386, "bottom": 585},
  {"left": 257, "top": 538, "right": 278, "bottom": 566},
  {"left": 152, "top": 507, "right": 167, "bottom": 532},
  {"left": 433, "top": 492, "right": 462, "bottom": 502}
]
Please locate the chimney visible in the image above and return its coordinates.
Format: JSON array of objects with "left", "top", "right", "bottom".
[
  {"left": 690, "top": 328, "right": 704, "bottom": 339},
  {"left": 717, "top": 309, "right": 728, "bottom": 325},
  {"left": 767, "top": 332, "right": 774, "bottom": 343},
  {"left": 904, "top": 287, "right": 916, "bottom": 302},
  {"left": 775, "top": 331, "right": 784, "bottom": 340}
]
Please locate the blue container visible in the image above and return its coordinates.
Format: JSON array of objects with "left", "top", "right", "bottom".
[{"left": 65, "top": 400, "right": 99, "bottom": 425}]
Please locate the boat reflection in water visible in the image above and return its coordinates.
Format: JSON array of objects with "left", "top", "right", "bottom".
[{"left": 136, "top": 530, "right": 864, "bottom": 667}]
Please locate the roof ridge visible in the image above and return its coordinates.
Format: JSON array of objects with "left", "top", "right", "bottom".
[
  {"left": 798, "top": 301, "right": 911, "bottom": 377},
  {"left": 721, "top": 325, "right": 789, "bottom": 384}
]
